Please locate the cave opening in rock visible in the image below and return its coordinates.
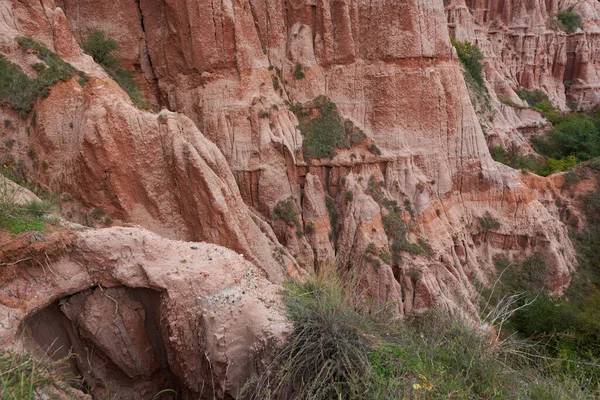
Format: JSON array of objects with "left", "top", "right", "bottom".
[{"left": 22, "top": 286, "right": 183, "bottom": 399}]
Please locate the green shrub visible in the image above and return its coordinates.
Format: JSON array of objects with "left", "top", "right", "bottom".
[
  {"left": 90, "top": 206, "right": 106, "bottom": 220},
  {"left": 110, "top": 69, "right": 148, "bottom": 109},
  {"left": 25, "top": 200, "right": 52, "bottom": 217},
  {"left": 451, "top": 38, "right": 485, "bottom": 87},
  {"left": 294, "top": 63, "right": 305, "bottom": 79},
  {"left": 0, "top": 56, "right": 39, "bottom": 116},
  {"left": 567, "top": 187, "right": 600, "bottom": 301},
  {"left": 292, "top": 96, "right": 349, "bottom": 159},
  {"left": 557, "top": 9, "right": 583, "bottom": 33},
  {"left": 368, "top": 143, "right": 382, "bottom": 155},
  {"left": 488, "top": 255, "right": 548, "bottom": 301},
  {"left": 82, "top": 31, "right": 148, "bottom": 109},
  {"left": 244, "top": 276, "right": 372, "bottom": 399},
  {"left": 304, "top": 222, "right": 315, "bottom": 234},
  {"left": 0, "top": 38, "right": 87, "bottom": 117},
  {"left": 490, "top": 145, "right": 547, "bottom": 175},
  {"left": 291, "top": 97, "right": 374, "bottom": 159},
  {"left": 516, "top": 89, "right": 550, "bottom": 108},
  {"left": 533, "top": 113, "right": 600, "bottom": 162},
  {"left": 491, "top": 145, "right": 576, "bottom": 176},
  {"left": 381, "top": 212, "right": 428, "bottom": 261},
  {"left": 243, "top": 274, "right": 594, "bottom": 400},
  {"left": 274, "top": 198, "right": 301, "bottom": 232},
  {"left": 509, "top": 290, "right": 600, "bottom": 388},
  {"left": 379, "top": 249, "right": 392, "bottom": 265},
  {"left": 544, "top": 155, "right": 578, "bottom": 175},
  {"left": 344, "top": 190, "right": 353, "bottom": 202},
  {"left": 350, "top": 130, "right": 366, "bottom": 145},
  {"left": 81, "top": 31, "right": 120, "bottom": 69},
  {"left": 514, "top": 89, "right": 563, "bottom": 121},
  {"left": 365, "top": 242, "right": 377, "bottom": 255},
  {"left": 479, "top": 211, "right": 500, "bottom": 231}
]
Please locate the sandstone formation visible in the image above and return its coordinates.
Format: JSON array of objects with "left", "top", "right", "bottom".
[
  {"left": 445, "top": 0, "right": 600, "bottom": 147},
  {"left": 0, "top": 0, "right": 577, "bottom": 315},
  {"left": 0, "top": 227, "right": 287, "bottom": 399},
  {"left": 0, "top": 0, "right": 595, "bottom": 396}
]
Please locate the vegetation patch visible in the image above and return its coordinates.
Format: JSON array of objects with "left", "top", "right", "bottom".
[
  {"left": 0, "top": 349, "right": 73, "bottom": 400},
  {"left": 485, "top": 250, "right": 600, "bottom": 389},
  {"left": 490, "top": 145, "right": 564, "bottom": 175},
  {"left": 479, "top": 211, "right": 500, "bottom": 231},
  {"left": 291, "top": 96, "right": 349, "bottom": 159},
  {"left": 290, "top": 96, "right": 381, "bottom": 160},
  {"left": 516, "top": 88, "right": 550, "bottom": 108},
  {"left": 274, "top": 198, "right": 302, "bottom": 236},
  {"left": 0, "top": 38, "right": 87, "bottom": 117},
  {"left": 557, "top": 8, "right": 583, "bottom": 33},
  {"left": 451, "top": 38, "right": 492, "bottom": 117},
  {"left": 82, "top": 31, "right": 148, "bottom": 109},
  {"left": 0, "top": 213, "right": 45, "bottom": 234},
  {"left": 293, "top": 63, "right": 305, "bottom": 80},
  {"left": 451, "top": 38, "right": 485, "bottom": 87},
  {"left": 0, "top": 178, "right": 52, "bottom": 234},
  {"left": 494, "top": 89, "right": 600, "bottom": 175},
  {"left": 241, "top": 274, "right": 595, "bottom": 399},
  {"left": 533, "top": 111, "right": 600, "bottom": 162},
  {"left": 365, "top": 176, "right": 427, "bottom": 262}
]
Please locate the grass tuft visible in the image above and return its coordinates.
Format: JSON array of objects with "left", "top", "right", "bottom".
[
  {"left": 0, "top": 178, "right": 52, "bottom": 234},
  {"left": 0, "top": 38, "right": 87, "bottom": 117},
  {"left": 82, "top": 31, "right": 148, "bottom": 109},
  {"left": 0, "top": 349, "right": 73, "bottom": 399},
  {"left": 241, "top": 273, "right": 595, "bottom": 399}
]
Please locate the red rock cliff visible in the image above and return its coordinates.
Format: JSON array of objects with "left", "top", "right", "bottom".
[{"left": 1, "top": 0, "right": 578, "bottom": 322}]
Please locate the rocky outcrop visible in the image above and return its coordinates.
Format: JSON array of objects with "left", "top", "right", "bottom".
[
  {"left": 447, "top": 0, "right": 600, "bottom": 112},
  {"left": 30, "top": 76, "right": 299, "bottom": 281},
  {"left": 0, "top": 227, "right": 287, "bottom": 399},
  {"left": 1, "top": 0, "right": 593, "bottom": 397},
  {"left": 0, "top": 0, "right": 577, "bottom": 318}
]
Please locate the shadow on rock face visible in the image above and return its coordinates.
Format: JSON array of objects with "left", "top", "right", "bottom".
[{"left": 24, "top": 287, "right": 184, "bottom": 400}]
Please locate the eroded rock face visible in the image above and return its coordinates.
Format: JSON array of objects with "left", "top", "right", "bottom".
[
  {"left": 0, "top": 227, "right": 288, "bottom": 399},
  {"left": 447, "top": 0, "right": 600, "bottom": 111},
  {"left": 0, "top": 0, "right": 577, "bottom": 318}
]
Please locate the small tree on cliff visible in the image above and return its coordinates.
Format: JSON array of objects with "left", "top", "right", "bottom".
[
  {"left": 450, "top": 38, "right": 485, "bottom": 87},
  {"left": 82, "top": 31, "right": 120, "bottom": 69}
]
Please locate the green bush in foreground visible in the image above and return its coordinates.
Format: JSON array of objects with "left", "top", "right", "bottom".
[
  {"left": 241, "top": 274, "right": 594, "bottom": 399},
  {"left": 82, "top": 31, "right": 148, "bottom": 109}
]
